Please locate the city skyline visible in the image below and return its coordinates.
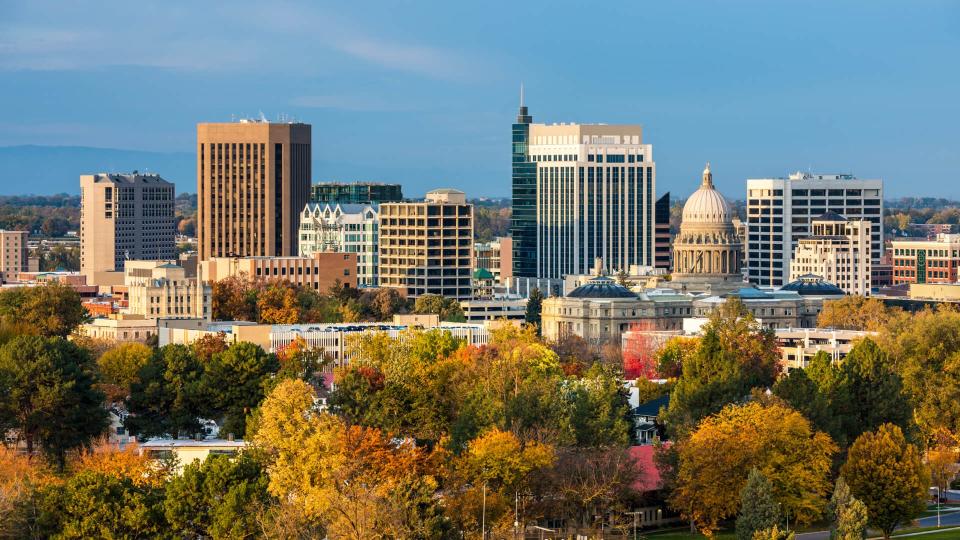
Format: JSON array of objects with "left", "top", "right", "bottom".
[{"left": 2, "top": 1, "right": 959, "bottom": 198}]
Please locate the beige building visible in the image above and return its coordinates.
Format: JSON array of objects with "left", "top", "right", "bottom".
[
  {"left": 0, "top": 230, "right": 28, "bottom": 282},
  {"left": 200, "top": 252, "right": 357, "bottom": 292},
  {"left": 379, "top": 189, "right": 473, "bottom": 300},
  {"left": 140, "top": 439, "right": 247, "bottom": 473},
  {"left": 671, "top": 164, "right": 744, "bottom": 294},
  {"left": 789, "top": 212, "right": 870, "bottom": 295},
  {"left": 124, "top": 260, "right": 211, "bottom": 320},
  {"left": 78, "top": 315, "right": 158, "bottom": 342},
  {"left": 474, "top": 237, "right": 512, "bottom": 283},
  {"left": 197, "top": 120, "right": 311, "bottom": 261},
  {"left": 775, "top": 327, "right": 875, "bottom": 371},
  {"left": 80, "top": 173, "right": 176, "bottom": 283}
]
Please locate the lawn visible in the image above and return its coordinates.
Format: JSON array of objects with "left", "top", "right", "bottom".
[
  {"left": 888, "top": 531, "right": 960, "bottom": 540},
  {"left": 641, "top": 530, "right": 736, "bottom": 540}
]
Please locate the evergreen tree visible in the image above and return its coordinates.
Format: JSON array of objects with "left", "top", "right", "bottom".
[
  {"left": 736, "top": 468, "right": 781, "bottom": 540},
  {"left": 525, "top": 287, "right": 543, "bottom": 331},
  {"left": 0, "top": 336, "right": 108, "bottom": 469},
  {"left": 834, "top": 339, "right": 912, "bottom": 444},
  {"left": 201, "top": 342, "right": 280, "bottom": 437},
  {"left": 126, "top": 344, "right": 205, "bottom": 439},
  {"left": 828, "top": 477, "right": 868, "bottom": 540}
]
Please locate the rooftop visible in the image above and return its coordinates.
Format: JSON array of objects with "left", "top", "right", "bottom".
[{"left": 567, "top": 276, "right": 637, "bottom": 299}]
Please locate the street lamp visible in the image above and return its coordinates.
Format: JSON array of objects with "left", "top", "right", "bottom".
[{"left": 625, "top": 511, "right": 641, "bottom": 539}]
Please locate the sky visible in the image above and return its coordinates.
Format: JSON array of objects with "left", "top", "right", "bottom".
[{"left": 1, "top": 0, "right": 959, "bottom": 199}]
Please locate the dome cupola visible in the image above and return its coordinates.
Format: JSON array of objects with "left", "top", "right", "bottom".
[{"left": 681, "top": 163, "right": 733, "bottom": 224}]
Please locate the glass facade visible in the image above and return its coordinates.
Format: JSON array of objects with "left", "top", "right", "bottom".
[
  {"left": 511, "top": 105, "right": 537, "bottom": 277},
  {"left": 310, "top": 182, "right": 403, "bottom": 205}
]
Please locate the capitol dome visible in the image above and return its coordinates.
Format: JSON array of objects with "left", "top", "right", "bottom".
[{"left": 682, "top": 163, "right": 732, "bottom": 224}]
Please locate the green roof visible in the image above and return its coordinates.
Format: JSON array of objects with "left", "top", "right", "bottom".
[{"left": 473, "top": 268, "right": 494, "bottom": 280}]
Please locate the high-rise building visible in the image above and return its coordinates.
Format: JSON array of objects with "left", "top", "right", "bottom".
[
  {"left": 510, "top": 93, "right": 657, "bottom": 280},
  {"left": 298, "top": 203, "right": 380, "bottom": 287},
  {"left": 510, "top": 89, "right": 537, "bottom": 278},
  {"left": 379, "top": 189, "right": 473, "bottom": 300},
  {"left": 789, "top": 212, "right": 871, "bottom": 296},
  {"left": 745, "top": 172, "right": 883, "bottom": 287},
  {"left": 197, "top": 120, "right": 311, "bottom": 261},
  {"left": 80, "top": 173, "right": 176, "bottom": 282},
  {"left": 310, "top": 182, "right": 402, "bottom": 205},
  {"left": 0, "top": 230, "right": 28, "bottom": 282},
  {"left": 530, "top": 123, "right": 656, "bottom": 279},
  {"left": 891, "top": 234, "right": 960, "bottom": 285},
  {"left": 654, "top": 193, "right": 671, "bottom": 270}
]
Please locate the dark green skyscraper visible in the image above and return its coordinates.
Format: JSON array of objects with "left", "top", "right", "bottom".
[{"left": 511, "top": 88, "right": 537, "bottom": 278}]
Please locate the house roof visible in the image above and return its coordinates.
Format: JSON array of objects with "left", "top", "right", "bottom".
[
  {"left": 630, "top": 443, "right": 671, "bottom": 492},
  {"left": 633, "top": 394, "right": 670, "bottom": 417}
]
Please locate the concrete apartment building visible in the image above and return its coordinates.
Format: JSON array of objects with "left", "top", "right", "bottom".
[
  {"left": 197, "top": 120, "right": 311, "bottom": 260},
  {"left": 891, "top": 234, "right": 960, "bottom": 285},
  {"left": 310, "top": 182, "right": 403, "bottom": 205},
  {"left": 510, "top": 97, "right": 657, "bottom": 280},
  {"left": 789, "top": 212, "right": 871, "bottom": 296},
  {"left": 746, "top": 172, "right": 883, "bottom": 287},
  {"left": 200, "top": 252, "right": 357, "bottom": 291},
  {"left": 124, "top": 260, "right": 211, "bottom": 320},
  {"left": 379, "top": 189, "right": 473, "bottom": 300},
  {"left": 298, "top": 203, "right": 379, "bottom": 287},
  {"left": 80, "top": 173, "right": 176, "bottom": 283},
  {"left": 0, "top": 230, "right": 28, "bottom": 282}
]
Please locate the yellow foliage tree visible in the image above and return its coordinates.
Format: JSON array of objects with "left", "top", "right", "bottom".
[
  {"left": 671, "top": 401, "right": 837, "bottom": 536},
  {"left": 71, "top": 439, "right": 167, "bottom": 487},
  {"left": 0, "top": 445, "right": 55, "bottom": 537},
  {"left": 817, "top": 296, "right": 896, "bottom": 331}
]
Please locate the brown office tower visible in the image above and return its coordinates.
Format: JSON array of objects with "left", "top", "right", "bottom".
[{"left": 197, "top": 120, "right": 311, "bottom": 260}]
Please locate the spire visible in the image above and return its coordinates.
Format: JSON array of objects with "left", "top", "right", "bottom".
[
  {"left": 702, "top": 162, "right": 714, "bottom": 188},
  {"left": 520, "top": 82, "right": 525, "bottom": 108},
  {"left": 515, "top": 83, "right": 532, "bottom": 124}
]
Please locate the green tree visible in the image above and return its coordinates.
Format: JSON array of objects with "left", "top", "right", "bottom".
[
  {"left": 201, "top": 342, "right": 280, "bottom": 437},
  {"left": 164, "top": 453, "right": 272, "bottom": 539},
  {"left": 828, "top": 477, "right": 868, "bottom": 540},
  {"left": 38, "top": 471, "right": 167, "bottom": 539},
  {"left": 752, "top": 525, "right": 795, "bottom": 540},
  {"left": 525, "top": 287, "right": 543, "bottom": 330},
  {"left": 0, "top": 336, "right": 108, "bottom": 469},
  {"left": 834, "top": 339, "right": 912, "bottom": 445},
  {"left": 126, "top": 344, "right": 205, "bottom": 439},
  {"left": 773, "top": 368, "right": 841, "bottom": 445},
  {"left": 841, "top": 424, "right": 928, "bottom": 539},
  {"left": 97, "top": 342, "right": 154, "bottom": 402},
  {"left": 736, "top": 469, "right": 781, "bottom": 540},
  {"left": 413, "top": 294, "right": 466, "bottom": 322},
  {"left": 0, "top": 281, "right": 87, "bottom": 337}
]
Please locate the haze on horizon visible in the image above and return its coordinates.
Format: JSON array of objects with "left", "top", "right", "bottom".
[{"left": 1, "top": 1, "right": 958, "bottom": 199}]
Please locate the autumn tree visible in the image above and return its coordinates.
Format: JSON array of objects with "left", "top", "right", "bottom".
[
  {"left": 654, "top": 335, "right": 699, "bottom": 379},
  {"left": 549, "top": 332, "right": 597, "bottom": 376},
  {"left": 671, "top": 401, "right": 837, "bottom": 536},
  {"left": 97, "top": 342, "right": 153, "bottom": 402},
  {"left": 827, "top": 477, "right": 868, "bottom": 540},
  {"left": 258, "top": 280, "right": 302, "bottom": 324},
  {"left": 126, "top": 344, "right": 205, "bottom": 438},
  {"left": 211, "top": 273, "right": 259, "bottom": 321},
  {"left": 927, "top": 429, "right": 959, "bottom": 498},
  {"left": 773, "top": 366, "right": 841, "bottom": 445},
  {"left": 192, "top": 331, "right": 229, "bottom": 362},
  {"left": 73, "top": 440, "right": 168, "bottom": 488},
  {"left": 817, "top": 296, "right": 894, "bottom": 331},
  {"left": 0, "top": 336, "right": 108, "bottom": 469},
  {"left": 0, "top": 281, "right": 87, "bottom": 337},
  {"left": 272, "top": 335, "right": 330, "bottom": 389},
  {"left": 841, "top": 424, "right": 928, "bottom": 539},
  {"left": 736, "top": 469, "right": 781, "bottom": 540},
  {"left": 0, "top": 446, "right": 53, "bottom": 537}
]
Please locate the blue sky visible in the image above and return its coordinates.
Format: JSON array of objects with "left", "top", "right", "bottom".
[{"left": 1, "top": 1, "right": 959, "bottom": 198}]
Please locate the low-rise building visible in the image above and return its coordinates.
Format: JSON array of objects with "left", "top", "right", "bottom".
[
  {"left": 124, "top": 260, "right": 211, "bottom": 320},
  {"left": 891, "top": 234, "right": 960, "bottom": 285},
  {"left": 140, "top": 439, "right": 247, "bottom": 472},
  {"left": 200, "top": 252, "right": 357, "bottom": 292},
  {"left": 459, "top": 297, "right": 527, "bottom": 322},
  {"left": 789, "top": 213, "right": 871, "bottom": 295},
  {"left": 775, "top": 327, "right": 874, "bottom": 370},
  {"left": 78, "top": 315, "right": 158, "bottom": 342},
  {"left": 298, "top": 203, "right": 379, "bottom": 287},
  {"left": 474, "top": 237, "right": 511, "bottom": 283}
]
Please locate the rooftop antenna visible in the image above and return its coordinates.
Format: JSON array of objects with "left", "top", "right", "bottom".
[
  {"left": 520, "top": 82, "right": 525, "bottom": 107},
  {"left": 259, "top": 110, "right": 267, "bottom": 123}
]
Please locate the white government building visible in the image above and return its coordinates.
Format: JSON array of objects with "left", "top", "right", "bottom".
[{"left": 789, "top": 212, "right": 872, "bottom": 296}]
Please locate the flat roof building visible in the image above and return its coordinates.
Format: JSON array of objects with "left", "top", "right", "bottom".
[
  {"left": 310, "top": 182, "right": 402, "bottom": 205},
  {"left": 197, "top": 120, "right": 311, "bottom": 260}
]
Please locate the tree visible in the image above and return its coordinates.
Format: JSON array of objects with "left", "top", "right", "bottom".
[
  {"left": 272, "top": 336, "right": 331, "bottom": 390},
  {"left": 841, "top": 424, "right": 928, "bottom": 539},
  {"left": 414, "top": 294, "right": 466, "bottom": 322},
  {"left": 752, "top": 526, "right": 795, "bottom": 540},
  {"left": 126, "top": 344, "right": 205, "bottom": 439},
  {"left": 817, "top": 296, "right": 894, "bottom": 331},
  {"left": 927, "top": 429, "right": 959, "bottom": 499},
  {"left": 192, "top": 332, "right": 229, "bottom": 362},
  {"left": 827, "top": 477, "right": 868, "bottom": 540},
  {"left": 0, "top": 336, "right": 108, "bottom": 469},
  {"left": 164, "top": 453, "right": 271, "bottom": 539},
  {"left": 211, "top": 274, "right": 258, "bottom": 321},
  {"left": 97, "top": 342, "right": 153, "bottom": 402},
  {"left": 0, "top": 281, "right": 87, "bottom": 337},
  {"left": 663, "top": 300, "right": 780, "bottom": 437},
  {"left": 201, "top": 342, "right": 279, "bottom": 437},
  {"left": 670, "top": 402, "right": 837, "bottom": 536},
  {"left": 0, "top": 445, "right": 53, "bottom": 538},
  {"left": 258, "top": 280, "right": 302, "bottom": 324},
  {"left": 73, "top": 440, "right": 168, "bottom": 488},
  {"left": 736, "top": 469, "right": 781, "bottom": 540},
  {"left": 653, "top": 336, "right": 699, "bottom": 379},
  {"left": 37, "top": 471, "right": 167, "bottom": 539},
  {"left": 772, "top": 368, "right": 840, "bottom": 445},
  {"left": 834, "top": 338, "right": 912, "bottom": 445},
  {"left": 371, "top": 288, "right": 405, "bottom": 320},
  {"left": 525, "top": 288, "right": 543, "bottom": 330}
]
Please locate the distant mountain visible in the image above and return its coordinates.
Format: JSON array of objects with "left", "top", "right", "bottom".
[{"left": 0, "top": 145, "right": 195, "bottom": 195}]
